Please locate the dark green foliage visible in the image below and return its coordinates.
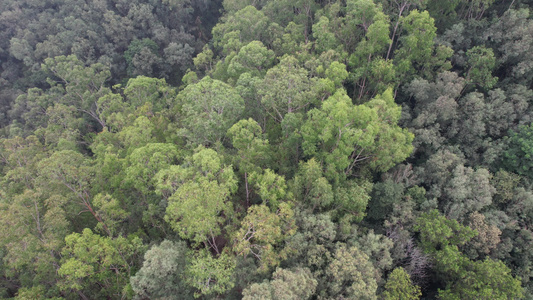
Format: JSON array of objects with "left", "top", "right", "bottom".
[
  {"left": 438, "top": 256, "right": 524, "bottom": 300},
  {"left": 130, "top": 240, "right": 194, "bottom": 300},
  {"left": 465, "top": 45, "right": 498, "bottom": 89},
  {"left": 124, "top": 39, "right": 161, "bottom": 77},
  {"left": 367, "top": 179, "right": 404, "bottom": 222},
  {"left": 382, "top": 267, "right": 422, "bottom": 300},
  {"left": 415, "top": 210, "right": 523, "bottom": 299},
  {"left": 503, "top": 124, "right": 533, "bottom": 178},
  {"left": 415, "top": 209, "right": 477, "bottom": 252},
  {"left": 242, "top": 267, "right": 317, "bottom": 300}
]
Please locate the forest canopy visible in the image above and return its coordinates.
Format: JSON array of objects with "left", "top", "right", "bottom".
[{"left": 0, "top": 0, "right": 533, "bottom": 299}]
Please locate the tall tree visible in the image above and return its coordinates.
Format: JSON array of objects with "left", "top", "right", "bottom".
[
  {"left": 160, "top": 148, "right": 237, "bottom": 251},
  {"left": 258, "top": 56, "right": 319, "bottom": 123},
  {"left": 177, "top": 76, "right": 244, "bottom": 146},
  {"left": 231, "top": 203, "right": 296, "bottom": 272},
  {"left": 58, "top": 228, "right": 143, "bottom": 299},
  {"left": 301, "top": 88, "right": 413, "bottom": 182},
  {"left": 130, "top": 240, "right": 194, "bottom": 300},
  {"left": 242, "top": 267, "right": 317, "bottom": 300},
  {"left": 382, "top": 267, "right": 422, "bottom": 300}
]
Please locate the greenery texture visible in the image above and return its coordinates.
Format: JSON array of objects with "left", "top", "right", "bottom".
[{"left": 1, "top": 0, "right": 532, "bottom": 299}]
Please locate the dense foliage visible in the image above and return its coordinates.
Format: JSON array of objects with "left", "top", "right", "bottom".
[{"left": 1, "top": 0, "right": 533, "bottom": 299}]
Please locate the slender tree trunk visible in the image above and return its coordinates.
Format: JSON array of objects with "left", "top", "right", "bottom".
[
  {"left": 386, "top": 2, "right": 410, "bottom": 61},
  {"left": 245, "top": 172, "right": 250, "bottom": 208}
]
